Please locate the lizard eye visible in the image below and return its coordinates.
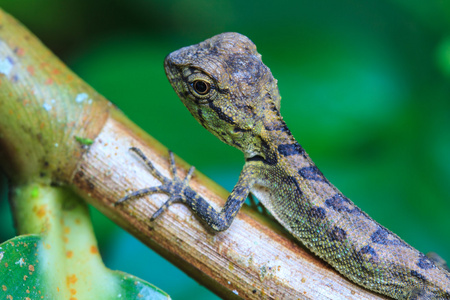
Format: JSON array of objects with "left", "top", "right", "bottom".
[{"left": 192, "top": 80, "right": 210, "bottom": 95}]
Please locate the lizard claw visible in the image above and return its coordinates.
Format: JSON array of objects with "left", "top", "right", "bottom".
[
  {"left": 116, "top": 148, "right": 196, "bottom": 221},
  {"left": 150, "top": 195, "right": 180, "bottom": 221}
]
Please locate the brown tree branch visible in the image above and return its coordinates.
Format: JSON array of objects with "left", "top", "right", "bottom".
[{"left": 0, "top": 9, "right": 387, "bottom": 299}]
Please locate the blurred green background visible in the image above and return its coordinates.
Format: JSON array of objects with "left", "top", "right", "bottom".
[{"left": 1, "top": 0, "right": 450, "bottom": 298}]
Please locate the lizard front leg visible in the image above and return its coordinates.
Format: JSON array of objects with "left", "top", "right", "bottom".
[{"left": 116, "top": 147, "right": 256, "bottom": 231}]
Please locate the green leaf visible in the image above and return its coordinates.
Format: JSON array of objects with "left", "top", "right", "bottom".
[{"left": 2, "top": 184, "right": 170, "bottom": 300}]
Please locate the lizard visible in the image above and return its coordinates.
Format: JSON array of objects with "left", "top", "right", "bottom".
[{"left": 116, "top": 32, "right": 450, "bottom": 299}]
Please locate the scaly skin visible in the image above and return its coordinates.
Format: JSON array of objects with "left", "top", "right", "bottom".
[{"left": 119, "top": 33, "right": 450, "bottom": 299}]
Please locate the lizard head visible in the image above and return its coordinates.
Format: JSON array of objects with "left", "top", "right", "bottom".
[{"left": 164, "top": 32, "right": 281, "bottom": 157}]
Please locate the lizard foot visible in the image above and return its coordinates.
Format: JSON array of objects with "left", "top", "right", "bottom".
[{"left": 115, "top": 147, "right": 195, "bottom": 221}]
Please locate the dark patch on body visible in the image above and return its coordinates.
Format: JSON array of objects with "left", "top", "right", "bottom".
[
  {"left": 298, "top": 166, "right": 326, "bottom": 182},
  {"left": 410, "top": 270, "right": 427, "bottom": 281},
  {"left": 356, "top": 245, "right": 381, "bottom": 271},
  {"left": 329, "top": 227, "right": 347, "bottom": 242},
  {"left": 371, "top": 227, "right": 407, "bottom": 247},
  {"left": 278, "top": 142, "right": 305, "bottom": 157},
  {"left": 309, "top": 206, "right": 326, "bottom": 219},
  {"left": 324, "top": 194, "right": 361, "bottom": 214},
  {"left": 417, "top": 253, "right": 436, "bottom": 270},
  {"left": 359, "top": 245, "right": 378, "bottom": 258}
]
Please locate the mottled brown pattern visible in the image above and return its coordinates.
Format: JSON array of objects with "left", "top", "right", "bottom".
[{"left": 140, "top": 32, "right": 450, "bottom": 299}]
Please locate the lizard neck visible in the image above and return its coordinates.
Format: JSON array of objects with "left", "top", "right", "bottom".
[{"left": 259, "top": 104, "right": 316, "bottom": 177}]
